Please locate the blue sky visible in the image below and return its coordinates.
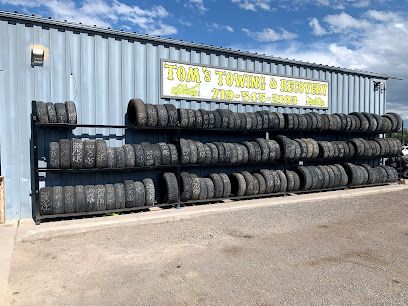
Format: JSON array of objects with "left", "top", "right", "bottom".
[{"left": 1, "top": 0, "right": 408, "bottom": 118}]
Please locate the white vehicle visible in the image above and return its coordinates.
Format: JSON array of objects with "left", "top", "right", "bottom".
[{"left": 402, "top": 146, "right": 408, "bottom": 156}]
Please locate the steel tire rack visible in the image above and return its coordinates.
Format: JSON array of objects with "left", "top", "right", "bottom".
[{"left": 31, "top": 106, "right": 395, "bottom": 224}]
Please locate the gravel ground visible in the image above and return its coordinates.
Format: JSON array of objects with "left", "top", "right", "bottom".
[{"left": 7, "top": 189, "right": 408, "bottom": 305}]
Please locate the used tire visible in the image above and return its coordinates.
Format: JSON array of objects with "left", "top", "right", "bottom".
[
  {"left": 162, "top": 172, "right": 179, "bottom": 203},
  {"left": 145, "top": 104, "right": 158, "bottom": 127},
  {"left": 231, "top": 172, "right": 246, "bottom": 196},
  {"left": 143, "top": 178, "right": 155, "bottom": 206},
  {"left": 115, "top": 146, "right": 126, "bottom": 168},
  {"left": 65, "top": 101, "right": 77, "bottom": 124},
  {"left": 52, "top": 186, "right": 64, "bottom": 214},
  {"left": 84, "top": 185, "right": 96, "bottom": 212},
  {"left": 59, "top": 139, "right": 71, "bottom": 169},
  {"left": 48, "top": 142, "right": 60, "bottom": 169},
  {"left": 46, "top": 102, "right": 57, "bottom": 123},
  {"left": 55, "top": 103, "right": 68, "bottom": 123},
  {"left": 105, "top": 184, "right": 116, "bottom": 210},
  {"left": 95, "top": 139, "right": 108, "bottom": 168},
  {"left": 134, "top": 181, "right": 146, "bottom": 207},
  {"left": 156, "top": 104, "right": 169, "bottom": 127},
  {"left": 114, "top": 183, "right": 126, "bottom": 209},
  {"left": 71, "top": 139, "right": 83, "bottom": 169},
  {"left": 75, "top": 185, "right": 86, "bottom": 212},
  {"left": 95, "top": 184, "right": 107, "bottom": 211},
  {"left": 164, "top": 104, "right": 178, "bottom": 127},
  {"left": 127, "top": 99, "right": 147, "bottom": 126},
  {"left": 39, "top": 187, "right": 53, "bottom": 215},
  {"left": 124, "top": 180, "right": 136, "bottom": 208},
  {"left": 35, "top": 101, "right": 49, "bottom": 123}
]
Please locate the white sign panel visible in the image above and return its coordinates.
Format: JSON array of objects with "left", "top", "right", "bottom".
[{"left": 161, "top": 60, "right": 329, "bottom": 108}]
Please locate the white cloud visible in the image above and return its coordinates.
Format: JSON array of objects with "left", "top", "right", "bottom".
[
  {"left": 1, "top": 0, "right": 177, "bottom": 36},
  {"left": 231, "top": 0, "right": 270, "bottom": 11},
  {"left": 324, "top": 12, "right": 369, "bottom": 33},
  {"left": 189, "top": 0, "right": 207, "bottom": 13},
  {"left": 309, "top": 17, "right": 327, "bottom": 36},
  {"left": 234, "top": 10, "right": 408, "bottom": 118},
  {"left": 243, "top": 27, "right": 297, "bottom": 42},
  {"left": 210, "top": 23, "right": 234, "bottom": 32}
]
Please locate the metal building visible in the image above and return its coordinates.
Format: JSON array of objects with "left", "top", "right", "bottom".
[{"left": 0, "top": 11, "right": 389, "bottom": 221}]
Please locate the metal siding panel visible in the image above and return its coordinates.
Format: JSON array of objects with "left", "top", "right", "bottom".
[
  {"left": 337, "top": 73, "right": 343, "bottom": 114},
  {"left": 108, "top": 38, "right": 122, "bottom": 140}
]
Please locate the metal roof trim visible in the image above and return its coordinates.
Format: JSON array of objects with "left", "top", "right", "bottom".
[{"left": 0, "top": 10, "right": 395, "bottom": 80}]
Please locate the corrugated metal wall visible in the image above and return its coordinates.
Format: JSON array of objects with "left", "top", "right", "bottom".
[{"left": 0, "top": 19, "right": 386, "bottom": 221}]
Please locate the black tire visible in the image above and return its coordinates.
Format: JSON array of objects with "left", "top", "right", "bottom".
[
  {"left": 115, "top": 146, "right": 126, "bottom": 168},
  {"left": 162, "top": 172, "right": 179, "bottom": 203},
  {"left": 132, "top": 144, "right": 145, "bottom": 167},
  {"left": 105, "top": 184, "right": 116, "bottom": 210},
  {"left": 107, "top": 147, "right": 116, "bottom": 168},
  {"left": 231, "top": 172, "right": 247, "bottom": 196},
  {"left": 124, "top": 180, "right": 136, "bottom": 208},
  {"left": 382, "top": 114, "right": 398, "bottom": 132},
  {"left": 213, "top": 110, "right": 222, "bottom": 128},
  {"left": 156, "top": 104, "right": 169, "bottom": 127},
  {"left": 34, "top": 101, "right": 49, "bottom": 123},
  {"left": 274, "top": 112, "right": 285, "bottom": 129},
  {"left": 256, "top": 138, "right": 270, "bottom": 162},
  {"left": 180, "top": 139, "right": 191, "bottom": 165},
  {"left": 257, "top": 111, "right": 269, "bottom": 129},
  {"left": 75, "top": 185, "right": 86, "bottom": 212},
  {"left": 344, "top": 163, "right": 362, "bottom": 186},
  {"left": 276, "top": 170, "right": 287, "bottom": 192},
  {"left": 141, "top": 142, "right": 154, "bottom": 166},
  {"left": 284, "top": 113, "right": 295, "bottom": 130},
  {"left": 95, "top": 139, "right": 108, "bottom": 168},
  {"left": 145, "top": 104, "right": 158, "bottom": 127},
  {"left": 207, "top": 143, "right": 219, "bottom": 164},
  {"left": 266, "top": 140, "right": 280, "bottom": 161},
  {"left": 361, "top": 164, "right": 377, "bottom": 184},
  {"left": 285, "top": 171, "right": 295, "bottom": 192},
  {"left": 48, "top": 142, "right": 60, "bottom": 169},
  {"left": 297, "top": 114, "right": 308, "bottom": 130},
  {"left": 270, "top": 170, "right": 281, "bottom": 193},
  {"left": 235, "top": 144, "right": 244, "bottom": 164},
  {"left": 214, "top": 142, "right": 226, "bottom": 163},
  {"left": 208, "top": 111, "right": 216, "bottom": 128},
  {"left": 180, "top": 172, "right": 193, "bottom": 201},
  {"left": 297, "top": 166, "right": 313, "bottom": 190},
  {"left": 344, "top": 115, "right": 352, "bottom": 131},
  {"left": 187, "top": 109, "right": 196, "bottom": 128},
  {"left": 52, "top": 186, "right": 64, "bottom": 214},
  {"left": 84, "top": 185, "right": 96, "bottom": 212},
  {"left": 114, "top": 183, "right": 126, "bottom": 209},
  {"left": 253, "top": 173, "right": 266, "bottom": 194},
  {"left": 194, "top": 109, "right": 203, "bottom": 128},
  {"left": 259, "top": 169, "right": 274, "bottom": 193},
  {"left": 216, "top": 109, "right": 229, "bottom": 128},
  {"left": 188, "top": 140, "right": 198, "bottom": 164},
  {"left": 325, "top": 166, "right": 336, "bottom": 188},
  {"left": 362, "top": 112, "right": 377, "bottom": 132},
  {"left": 203, "top": 144, "right": 212, "bottom": 165},
  {"left": 127, "top": 99, "right": 147, "bottom": 126},
  {"left": 168, "top": 144, "right": 179, "bottom": 164},
  {"left": 196, "top": 141, "right": 207, "bottom": 164},
  {"left": 318, "top": 166, "right": 330, "bottom": 189},
  {"left": 269, "top": 112, "right": 279, "bottom": 130},
  {"left": 120, "top": 144, "right": 133, "bottom": 167},
  {"left": 351, "top": 138, "right": 365, "bottom": 157},
  {"left": 209, "top": 173, "right": 224, "bottom": 198},
  {"left": 243, "top": 141, "right": 255, "bottom": 162},
  {"left": 158, "top": 143, "right": 171, "bottom": 165},
  {"left": 334, "top": 164, "right": 348, "bottom": 186},
  {"left": 179, "top": 109, "right": 189, "bottom": 128},
  {"left": 386, "top": 112, "right": 402, "bottom": 132},
  {"left": 229, "top": 143, "right": 238, "bottom": 164},
  {"left": 143, "top": 178, "right": 155, "bottom": 206},
  {"left": 249, "top": 113, "right": 258, "bottom": 129},
  {"left": 223, "top": 142, "right": 232, "bottom": 163},
  {"left": 39, "top": 187, "right": 53, "bottom": 215},
  {"left": 351, "top": 112, "right": 369, "bottom": 132},
  {"left": 295, "top": 139, "right": 308, "bottom": 160},
  {"left": 95, "top": 184, "right": 106, "bottom": 211},
  {"left": 191, "top": 177, "right": 201, "bottom": 200},
  {"left": 238, "top": 113, "right": 247, "bottom": 129},
  {"left": 251, "top": 174, "right": 259, "bottom": 195},
  {"left": 164, "top": 104, "right": 178, "bottom": 127},
  {"left": 46, "top": 102, "right": 57, "bottom": 123},
  {"left": 243, "top": 113, "right": 252, "bottom": 130},
  {"left": 65, "top": 101, "right": 77, "bottom": 124},
  {"left": 292, "top": 171, "right": 301, "bottom": 191},
  {"left": 240, "top": 144, "right": 249, "bottom": 163},
  {"left": 219, "top": 173, "right": 231, "bottom": 197},
  {"left": 134, "top": 181, "right": 146, "bottom": 207},
  {"left": 71, "top": 139, "right": 83, "bottom": 169},
  {"left": 59, "top": 139, "right": 71, "bottom": 169},
  {"left": 152, "top": 144, "right": 162, "bottom": 166},
  {"left": 200, "top": 109, "right": 210, "bottom": 128},
  {"left": 204, "top": 178, "right": 215, "bottom": 199},
  {"left": 198, "top": 178, "right": 208, "bottom": 200},
  {"left": 55, "top": 102, "right": 68, "bottom": 123}
]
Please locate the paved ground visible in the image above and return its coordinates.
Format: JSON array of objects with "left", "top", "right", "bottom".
[{"left": 6, "top": 188, "right": 408, "bottom": 305}]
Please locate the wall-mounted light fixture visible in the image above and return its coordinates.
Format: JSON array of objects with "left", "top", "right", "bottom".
[
  {"left": 31, "top": 47, "right": 44, "bottom": 67},
  {"left": 373, "top": 80, "right": 385, "bottom": 93}
]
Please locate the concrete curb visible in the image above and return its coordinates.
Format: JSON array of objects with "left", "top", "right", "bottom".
[
  {"left": 0, "top": 221, "right": 18, "bottom": 306},
  {"left": 17, "top": 184, "right": 408, "bottom": 243}
]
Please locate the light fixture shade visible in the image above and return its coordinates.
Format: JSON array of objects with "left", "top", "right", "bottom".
[{"left": 31, "top": 47, "right": 44, "bottom": 67}]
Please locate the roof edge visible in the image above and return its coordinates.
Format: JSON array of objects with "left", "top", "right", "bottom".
[{"left": 0, "top": 11, "right": 394, "bottom": 80}]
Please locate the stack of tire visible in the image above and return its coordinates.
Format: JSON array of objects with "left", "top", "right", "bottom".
[
  {"left": 48, "top": 139, "right": 178, "bottom": 169},
  {"left": 178, "top": 108, "right": 285, "bottom": 130},
  {"left": 34, "top": 101, "right": 77, "bottom": 124},
  {"left": 275, "top": 136, "right": 319, "bottom": 161},
  {"left": 296, "top": 164, "right": 348, "bottom": 191},
  {"left": 231, "top": 169, "right": 297, "bottom": 196},
  {"left": 39, "top": 178, "right": 155, "bottom": 215},
  {"left": 317, "top": 141, "right": 355, "bottom": 160},
  {"left": 127, "top": 99, "right": 178, "bottom": 127},
  {"left": 179, "top": 138, "right": 281, "bottom": 165},
  {"left": 351, "top": 138, "right": 402, "bottom": 158},
  {"left": 319, "top": 112, "right": 402, "bottom": 133},
  {"left": 344, "top": 163, "right": 398, "bottom": 185},
  {"left": 179, "top": 172, "right": 231, "bottom": 201}
]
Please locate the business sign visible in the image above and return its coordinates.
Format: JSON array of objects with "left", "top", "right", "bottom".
[{"left": 161, "top": 60, "right": 329, "bottom": 108}]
